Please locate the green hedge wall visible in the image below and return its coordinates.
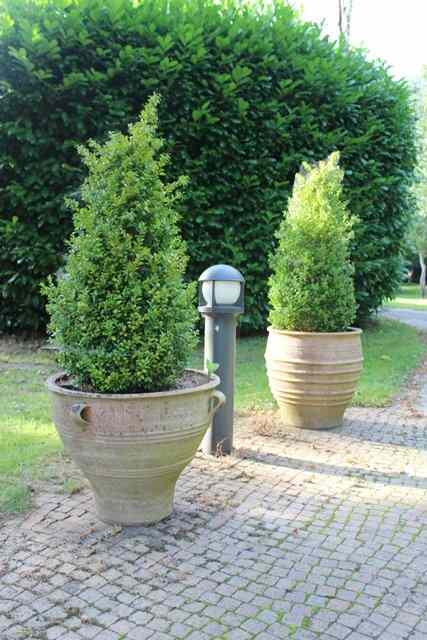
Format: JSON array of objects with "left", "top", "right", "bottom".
[{"left": 0, "top": 0, "right": 416, "bottom": 333}]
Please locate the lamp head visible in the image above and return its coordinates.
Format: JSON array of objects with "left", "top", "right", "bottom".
[{"left": 198, "top": 264, "right": 245, "bottom": 315}]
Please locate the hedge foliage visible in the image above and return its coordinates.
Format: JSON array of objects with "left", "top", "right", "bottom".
[
  {"left": 43, "top": 95, "right": 198, "bottom": 393},
  {"left": 0, "top": 0, "right": 417, "bottom": 333},
  {"left": 269, "top": 153, "right": 357, "bottom": 332}
]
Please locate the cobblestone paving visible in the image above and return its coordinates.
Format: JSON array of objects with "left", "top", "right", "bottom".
[{"left": 2, "top": 386, "right": 427, "bottom": 639}]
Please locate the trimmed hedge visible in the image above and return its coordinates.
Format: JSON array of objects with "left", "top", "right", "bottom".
[{"left": 0, "top": 0, "right": 417, "bottom": 333}]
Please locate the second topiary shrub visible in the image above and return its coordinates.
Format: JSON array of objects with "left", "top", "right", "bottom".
[
  {"left": 268, "top": 152, "right": 357, "bottom": 333},
  {"left": 43, "top": 95, "right": 197, "bottom": 393}
]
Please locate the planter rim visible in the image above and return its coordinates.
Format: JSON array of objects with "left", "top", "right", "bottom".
[
  {"left": 47, "top": 369, "right": 219, "bottom": 400},
  {"left": 267, "top": 326, "right": 362, "bottom": 337}
]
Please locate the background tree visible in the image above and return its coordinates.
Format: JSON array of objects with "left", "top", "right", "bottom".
[
  {"left": 408, "top": 68, "right": 427, "bottom": 296},
  {"left": 338, "top": 0, "right": 353, "bottom": 43},
  {"left": 407, "top": 214, "right": 427, "bottom": 297}
]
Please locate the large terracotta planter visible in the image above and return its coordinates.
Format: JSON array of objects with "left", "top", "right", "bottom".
[
  {"left": 265, "top": 327, "right": 363, "bottom": 430},
  {"left": 47, "top": 370, "right": 225, "bottom": 525}
]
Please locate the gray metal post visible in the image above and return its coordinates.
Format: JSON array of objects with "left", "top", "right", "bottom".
[
  {"left": 198, "top": 264, "right": 244, "bottom": 456},
  {"left": 201, "top": 313, "right": 237, "bottom": 455}
]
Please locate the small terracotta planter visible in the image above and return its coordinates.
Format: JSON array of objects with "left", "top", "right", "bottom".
[
  {"left": 47, "top": 370, "right": 225, "bottom": 525},
  {"left": 265, "top": 327, "right": 363, "bottom": 430}
]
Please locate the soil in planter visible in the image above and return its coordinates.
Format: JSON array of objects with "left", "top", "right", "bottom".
[{"left": 55, "top": 370, "right": 210, "bottom": 395}]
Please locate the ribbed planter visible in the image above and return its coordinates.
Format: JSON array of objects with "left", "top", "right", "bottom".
[
  {"left": 265, "top": 327, "right": 363, "bottom": 430},
  {"left": 47, "top": 370, "right": 225, "bottom": 525}
]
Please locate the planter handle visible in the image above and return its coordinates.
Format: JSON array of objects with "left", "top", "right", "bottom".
[
  {"left": 70, "top": 403, "right": 90, "bottom": 428},
  {"left": 210, "top": 390, "right": 226, "bottom": 416}
]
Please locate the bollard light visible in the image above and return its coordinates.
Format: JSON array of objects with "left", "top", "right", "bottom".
[{"left": 198, "top": 264, "right": 245, "bottom": 455}]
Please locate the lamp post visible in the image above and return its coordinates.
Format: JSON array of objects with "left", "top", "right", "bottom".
[{"left": 198, "top": 264, "right": 245, "bottom": 455}]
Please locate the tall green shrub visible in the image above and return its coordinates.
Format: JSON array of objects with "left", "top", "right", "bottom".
[
  {"left": 0, "top": 0, "right": 416, "bottom": 333},
  {"left": 269, "top": 153, "right": 357, "bottom": 332},
  {"left": 43, "top": 95, "right": 197, "bottom": 393}
]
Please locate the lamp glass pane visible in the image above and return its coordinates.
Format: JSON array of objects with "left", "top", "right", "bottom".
[
  {"left": 202, "top": 280, "right": 241, "bottom": 305},
  {"left": 202, "top": 281, "right": 213, "bottom": 306},
  {"left": 217, "top": 281, "right": 241, "bottom": 304}
]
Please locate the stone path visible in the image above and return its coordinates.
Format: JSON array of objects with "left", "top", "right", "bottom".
[
  {"left": 2, "top": 377, "right": 427, "bottom": 639},
  {"left": 381, "top": 307, "right": 427, "bottom": 331}
]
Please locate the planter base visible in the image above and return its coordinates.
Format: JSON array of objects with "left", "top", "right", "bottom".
[
  {"left": 92, "top": 476, "right": 176, "bottom": 526},
  {"left": 279, "top": 404, "right": 344, "bottom": 431}
]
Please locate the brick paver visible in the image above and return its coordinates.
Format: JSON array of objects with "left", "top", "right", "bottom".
[{"left": 2, "top": 385, "right": 427, "bottom": 639}]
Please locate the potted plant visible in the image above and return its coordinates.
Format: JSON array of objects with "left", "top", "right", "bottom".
[
  {"left": 43, "top": 96, "right": 224, "bottom": 525},
  {"left": 265, "top": 152, "right": 363, "bottom": 430}
]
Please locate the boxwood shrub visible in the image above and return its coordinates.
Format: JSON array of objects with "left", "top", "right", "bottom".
[
  {"left": 43, "top": 95, "right": 198, "bottom": 393},
  {"left": 269, "top": 153, "right": 357, "bottom": 332},
  {"left": 0, "top": 0, "right": 416, "bottom": 333}
]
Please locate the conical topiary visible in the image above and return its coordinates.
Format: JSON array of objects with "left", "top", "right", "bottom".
[
  {"left": 43, "top": 95, "right": 197, "bottom": 393},
  {"left": 268, "top": 152, "right": 357, "bottom": 332}
]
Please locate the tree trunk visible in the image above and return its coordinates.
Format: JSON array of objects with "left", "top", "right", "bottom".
[
  {"left": 338, "top": 0, "right": 353, "bottom": 42},
  {"left": 419, "top": 252, "right": 426, "bottom": 298}
]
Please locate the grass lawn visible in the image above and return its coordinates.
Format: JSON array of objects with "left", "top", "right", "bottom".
[
  {"left": 1, "top": 317, "right": 425, "bottom": 513},
  {"left": 0, "top": 362, "right": 61, "bottom": 513},
  {"left": 384, "top": 283, "right": 427, "bottom": 311}
]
